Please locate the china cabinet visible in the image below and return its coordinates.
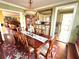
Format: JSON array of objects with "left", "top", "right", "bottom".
[{"left": 25, "top": 9, "right": 52, "bottom": 36}]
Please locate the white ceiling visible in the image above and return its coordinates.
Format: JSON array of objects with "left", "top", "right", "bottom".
[{"left": 1, "top": 0, "right": 76, "bottom": 10}]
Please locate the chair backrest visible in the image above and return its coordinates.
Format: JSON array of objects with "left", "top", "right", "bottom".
[
  {"left": 14, "top": 31, "right": 21, "bottom": 42},
  {"left": 15, "top": 31, "right": 29, "bottom": 49},
  {"left": 46, "top": 34, "right": 58, "bottom": 59},
  {"left": 20, "top": 34, "right": 29, "bottom": 48}
]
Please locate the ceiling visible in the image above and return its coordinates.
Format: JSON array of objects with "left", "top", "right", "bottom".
[{"left": 1, "top": 0, "right": 76, "bottom": 10}]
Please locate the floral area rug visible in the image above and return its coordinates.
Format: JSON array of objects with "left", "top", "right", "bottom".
[{"left": 0, "top": 43, "right": 35, "bottom": 59}]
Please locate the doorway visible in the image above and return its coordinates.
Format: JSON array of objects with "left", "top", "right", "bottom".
[
  {"left": 58, "top": 12, "right": 73, "bottom": 43},
  {"left": 54, "top": 3, "right": 78, "bottom": 43}
]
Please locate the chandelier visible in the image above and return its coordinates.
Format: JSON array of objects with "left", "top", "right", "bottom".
[{"left": 25, "top": 0, "right": 36, "bottom": 15}]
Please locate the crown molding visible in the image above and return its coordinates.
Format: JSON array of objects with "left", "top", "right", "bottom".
[
  {"left": 0, "top": 0, "right": 26, "bottom": 10},
  {"left": 34, "top": 0, "right": 77, "bottom": 10}
]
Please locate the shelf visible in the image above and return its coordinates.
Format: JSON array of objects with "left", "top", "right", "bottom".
[{"left": 25, "top": 14, "right": 51, "bottom": 36}]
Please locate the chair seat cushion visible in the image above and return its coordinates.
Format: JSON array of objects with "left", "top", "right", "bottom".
[
  {"left": 40, "top": 43, "right": 49, "bottom": 55},
  {"left": 29, "top": 46, "right": 34, "bottom": 52},
  {"left": 39, "top": 54, "right": 45, "bottom": 59}
]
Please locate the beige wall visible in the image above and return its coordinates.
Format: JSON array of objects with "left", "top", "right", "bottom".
[
  {"left": 0, "top": 10, "right": 4, "bottom": 23},
  {"left": 50, "top": 8, "right": 55, "bottom": 37},
  {"left": 0, "top": 10, "right": 6, "bottom": 33}
]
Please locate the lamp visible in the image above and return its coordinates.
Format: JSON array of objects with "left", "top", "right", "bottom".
[{"left": 25, "top": 0, "right": 36, "bottom": 15}]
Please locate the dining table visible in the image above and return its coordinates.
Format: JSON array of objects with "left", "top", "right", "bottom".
[{"left": 21, "top": 31, "right": 51, "bottom": 59}]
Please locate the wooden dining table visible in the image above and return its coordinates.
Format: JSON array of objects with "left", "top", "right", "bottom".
[{"left": 21, "top": 31, "right": 51, "bottom": 59}]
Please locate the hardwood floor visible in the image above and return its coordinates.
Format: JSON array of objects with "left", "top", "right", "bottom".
[
  {"left": 53, "top": 41, "right": 66, "bottom": 59},
  {"left": 67, "top": 43, "right": 79, "bottom": 59}
]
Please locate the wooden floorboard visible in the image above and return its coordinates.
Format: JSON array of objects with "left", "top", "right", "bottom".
[{"left": 67, "top": 43, "right": 79, "bottom": 59}]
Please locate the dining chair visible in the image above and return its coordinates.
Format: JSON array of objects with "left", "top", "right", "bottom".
[
  {"left": 14, "top": 32, "right": 22, "bottom": 49},
  {"left": 39, "top": 34, "right": 59, "bottom": 59},
  {"left": 14, "top": 31, "right": 34, "bottom": 59}
]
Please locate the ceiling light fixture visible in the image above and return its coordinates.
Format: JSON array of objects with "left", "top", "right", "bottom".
[{"left": 25, "top": 0, "right": 36, "bottom": 15}]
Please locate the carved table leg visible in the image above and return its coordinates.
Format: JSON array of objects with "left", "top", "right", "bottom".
[{"left": 34, "top": 48, "right": 40, "bottom": 59}]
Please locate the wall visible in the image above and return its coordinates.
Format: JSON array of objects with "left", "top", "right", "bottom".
[
  {"left": 20, "top": 12, "right": 26, "bottom": 30},
  {"left": 69, "top": 2, "right": 79, "bottom": 43},
  {"left": 0, "top": 10, "right": 7, "bottom": 33},
  {"left": 0, "top": 10, "right": 4, "bottom": 23},
  {"left": 50, "top": 8, "right": 56, "bottom": 37}
]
